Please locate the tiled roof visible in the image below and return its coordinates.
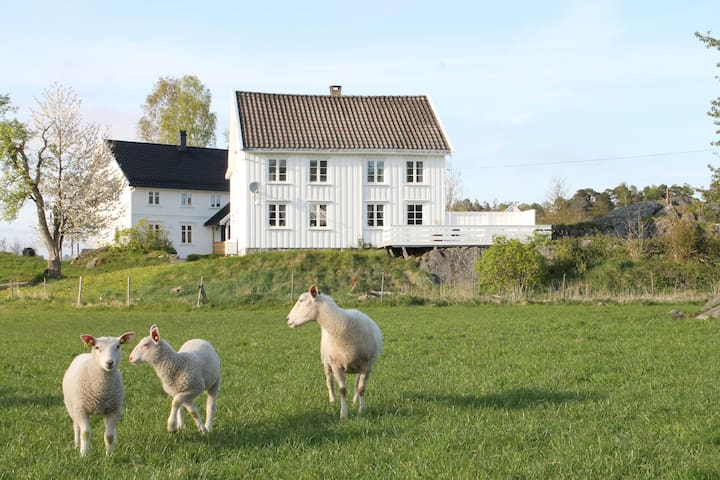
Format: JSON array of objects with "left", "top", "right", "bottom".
[
  {"left": 236, "top": 91, "right": 452, "bottom": 152},
  {"left": 107, "top": 140, "right": 229, "bottom": 191}
]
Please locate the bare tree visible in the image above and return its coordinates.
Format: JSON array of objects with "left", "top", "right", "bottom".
[
  {"left": 0, "top": 84, "right": 125, "bottom": 278},
  {"left": 445, "top": 161, "right": 463, "bottom": 210}
]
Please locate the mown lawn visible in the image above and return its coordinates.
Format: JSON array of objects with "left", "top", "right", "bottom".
[{"left": 1, "top": 302, "right": 719, "bottom": 479}]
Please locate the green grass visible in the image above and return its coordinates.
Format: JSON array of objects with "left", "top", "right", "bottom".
[{"left": 1, "top": 302, "right": 720, "bottom": 478}]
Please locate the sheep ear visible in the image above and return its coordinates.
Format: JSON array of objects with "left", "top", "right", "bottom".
[
  {"left": 119, "top": 332, "right": 135, "bottom": 345},
  {"left": 309, "top": 285, "right": 319, "bottom": 298},
  {"left": 81, "top": 335, "right": 95, "bottom": 348},
  {"left": 150, "top": 325, "right": 160, "bottom": 343}
]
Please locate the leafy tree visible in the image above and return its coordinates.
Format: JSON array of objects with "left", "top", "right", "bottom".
[
  {"left": 137, "top": 75, "right": 217, "bottom": 147},
  {"left": 0, "top": 85, "right": 124, "bottom": 278},
  {"left": 476, "top": 236, "right": 548, "bottom": 298},
  {"left": 696, "top": 31, "right": 720, "bottom": 146},
  {"left": 696, "top": 32, "right": 720, "bottom": 203}
]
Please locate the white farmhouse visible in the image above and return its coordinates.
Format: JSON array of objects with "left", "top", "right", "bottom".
[
  {"left": 105, "top": 132, "right": 229, "bottom": 259},
  {"left": 224, "top": 86, "right": 547, "bottom": 256}
]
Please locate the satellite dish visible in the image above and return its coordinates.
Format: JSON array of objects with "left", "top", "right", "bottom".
[{"left": 249, "top": 181, "right": 259, "bottom": 193}]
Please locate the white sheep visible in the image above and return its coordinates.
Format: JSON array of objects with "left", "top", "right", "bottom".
[
  {"left": 128, "top": 324, "right": 221, "bottom": 434},
  {"left": 62, "top": 331, "right": 135, "bottom": 456},
  {"left": 287, "top": 284, "right": 382, "bottom": 419}
]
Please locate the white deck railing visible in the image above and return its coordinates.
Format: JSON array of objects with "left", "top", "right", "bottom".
[{"left": 379, "top": 224, "right": 551, "bottom": 248}]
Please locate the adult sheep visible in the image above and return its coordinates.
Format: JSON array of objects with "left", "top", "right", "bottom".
[
  {"left": 62, "top": 331, "right": 135, "bottom": 456},
  {"left": 287, "top": 284, "right": 382, "bottom": 419},
  {"left": 129, "top": 324, "right": 221, "bottom": 434}
]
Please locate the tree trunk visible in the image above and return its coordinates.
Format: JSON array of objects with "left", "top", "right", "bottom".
[{"left": 45, "top": 251, "right": 62, "bottom": 279}]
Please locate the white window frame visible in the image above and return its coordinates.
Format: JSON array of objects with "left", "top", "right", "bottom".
[
  {"left": 367, "top": 204, "right": 384, "bottom": 227},
  {"left": 407, "top": 204, "right": 423, "bottom": 225},
  {"left": 209, "top": 194, "right": 222, "bottom": 208},
  {"left": 180, "top": 224, "right": 193, "bottom": 244},
  {"left": 148, "top": 191, "right": 160, "bottom": 205},
  {"left": 309, "top": 203, "right": 328, "bottom": 228},
  {"left": 268, "top": 203, "right": 287, "bottom": 227},
  {"left": 309, "top": 159, "right": 328, "bottom": 183},
  {"left": 406, "top": 160, "right": 424, "bottom": 183},
  {"left": 367, "top": 160, "right": 385, "bottom": 183},
  {"left": 180, "top": 192, "right": 192, "bottom": 207},
  {"left": 269, "top": 159, "right": 287, "bottom": 182}
]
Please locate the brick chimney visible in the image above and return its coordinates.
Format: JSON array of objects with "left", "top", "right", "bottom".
[
  {"left": 330, "top": 85, "right": 342, "bottom": 97},
  {"left": 178, "top": 130, "right": 187, "bottom": 151}
]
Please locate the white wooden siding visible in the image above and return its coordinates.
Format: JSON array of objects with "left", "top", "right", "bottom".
[{"left": 228, "top": 150, "right": 448, "bottom": 252}]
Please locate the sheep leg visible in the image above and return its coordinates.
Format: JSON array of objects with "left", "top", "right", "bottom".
[
  {"left": 174, "top": 395, "right": 208, "bottom": 434},
  {"left": 76, "top": 415, "right": 92, "bottom": 456},
  {"left": 331, "top": 366, "right": 348, "bottom": 419},
  {"left": 103, "top": 413, "right": 120, "bottom": 456},
  {"left": 205, "top": 384, "right": 219, "bottom": 431},
  {"left": 324, "top": 362, "right": 336, "bottom": 403},
  {"left": 354, "top": 371, "right": 370, "bottom": 414},
  {"left": 167, "top": 396, "right": 184, "bottom": 433}
]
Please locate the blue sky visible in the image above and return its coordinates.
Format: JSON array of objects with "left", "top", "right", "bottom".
[{"left": 2, "top": 0, "right": 720, "bottom": 249}]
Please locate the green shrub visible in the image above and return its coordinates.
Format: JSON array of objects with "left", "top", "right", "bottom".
[
  {"left": 112, "top": 219, "right": 175, "bottom": 254},
  {"left": 476, "top": 237, "right": 548, "bottom": 297}
]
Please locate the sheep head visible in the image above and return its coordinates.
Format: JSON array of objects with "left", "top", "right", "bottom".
[
  {"left": 128, "top": 324, "right": 163, "bottom": 365},
  {"left": 81, "top": 332, "right": 135, "bottom": 372},
  {"left": 287, "top": 285, "right": 321, "bottom": 328}
]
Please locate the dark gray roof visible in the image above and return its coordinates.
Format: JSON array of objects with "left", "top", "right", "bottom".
[
  {"left": 204, "top": 203, "right": 230, "bottom": 226},
  {"left": 107, "top": 139, "right": 229, "bottom": 191},
  {"left": 236, "top": 91, "right": 452, "bottom": 152}
]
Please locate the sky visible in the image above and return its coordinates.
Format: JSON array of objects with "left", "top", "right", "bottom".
[{"left": 1, "top": 0, "right": 720, "bottom": 251}]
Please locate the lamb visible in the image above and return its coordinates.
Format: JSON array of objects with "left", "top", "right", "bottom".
[
  {"left": 128, "top": 324, "right": 221, "bottom": 434},
  {"left": 62, "top": 331, "right": 135, "bottom": 456},
  {"left": 287, "top": 284, "right": 382, "bottom": 419}
]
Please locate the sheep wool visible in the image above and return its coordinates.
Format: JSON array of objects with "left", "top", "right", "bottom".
[
  {"left": 62, "top": 331, "right": 135, "bottom": 456},
  {"left": 287, "top": 284, "right": 382, "bottom": 419},
  {"left": 129, "top": 324, "right": 221, "bottom": 434}
]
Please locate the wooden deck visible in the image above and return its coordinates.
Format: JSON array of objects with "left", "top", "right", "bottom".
[{"left": 379, "top": 224, "right": 551, "bottom": 248}]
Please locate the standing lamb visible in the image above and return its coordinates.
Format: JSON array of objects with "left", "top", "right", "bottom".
[
  {"left": 62, "top": 331, "right": 135, "bottom": 456},
  {"left": 129, "top": 324, "right": 221, "bottom": 434},
  {"left": 287, "top": 284, "right": 382, "bottom": 419}
]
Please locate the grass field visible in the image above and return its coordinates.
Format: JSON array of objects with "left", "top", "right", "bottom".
[{"left": 2, "top": 302, "right": 720, "bottom": 479}]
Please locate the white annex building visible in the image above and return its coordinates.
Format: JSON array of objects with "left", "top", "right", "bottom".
[
  {"left": 106, "top": 133, "right": 229, "bottom": 259},
  {"left": 224, "top": 86, "right": 548, "bottom": 256}
]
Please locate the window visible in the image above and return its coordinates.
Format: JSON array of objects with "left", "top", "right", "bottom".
[
  {"left": 181, "top": 193, "right": 192, "bottom": 206},
  {"left": 309, "top": 160, "right": 328, "bottom": 182},
  {"left": 209, "top": 194, "right": 222, "bottom": 208},
  {"left": 148, "top": 223, "right": 161, "bottom": 232},
  {"left": 367, "top": 160, "right": 384, "bottom": 183},
  {"left": 406, "top": 161, "right": 424, "bottom": 183},
  {"left": 268, "top": 204, "right": 287, "bottom": 227},
  {"left": 407, "top": 204, "right": 423, "bottom": 225},
  {"left": 309, "top": 204, "right": 327, "bottom": 228},
  {"left": 181, "top": 224, "right": 192, "bottom": 244},
  {"left": 147, "top": 191, "right": 159, "bottom": 205},
  {"left": 269, "top": 159, "right": 287, "bottom": 182},
  {"left": 367, "top": 204, "right": 384, "bottom": 227}
]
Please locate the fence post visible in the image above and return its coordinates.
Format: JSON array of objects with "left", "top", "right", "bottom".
[
  {"left": 77, "top": 276, "right": 83, "bottom": 306},
  {"left": 380, "top": 272, "right": 385, "bottom": 303},
  {"left": 197, "top": 277, "right": 207, "bottom": 307}
]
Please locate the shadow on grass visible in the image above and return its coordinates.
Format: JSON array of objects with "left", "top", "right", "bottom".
[
  {"left": 0, "top": 387, "right": 62, "bottom": 408},
  {"left": 414, "top": 387, "right": 605, "bottom": 410},
  {"left": 205, "top": 407, "right": 400, "bottom": 450}
]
